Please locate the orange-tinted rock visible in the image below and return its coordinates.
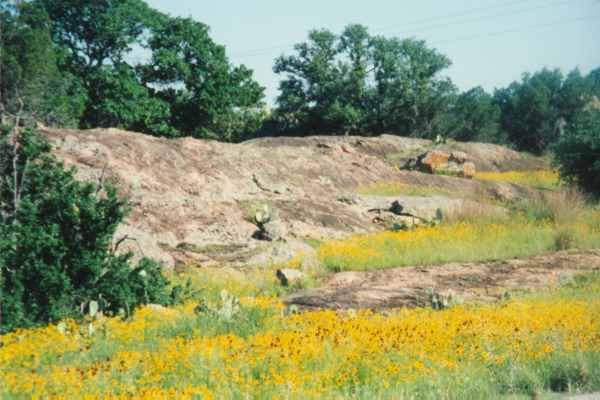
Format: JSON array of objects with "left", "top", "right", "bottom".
[
  {"left": 419, "top": 150, "right": 450, "bottom": 173},
  {"left": 450, "top": 151, "right": 469, "bottom": 164},
  {"left": 462, "top": 162, "right": 476, "bottom": 179}
]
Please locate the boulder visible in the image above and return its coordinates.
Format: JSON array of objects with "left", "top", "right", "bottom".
[
  {"left": 260, "top": 220, "right": 287, "bottom": 242},
  {"left": 276, "top": 269, "right": 305, "bottom": 286},
  {"left": 147, "top": 304, "right": 171, "bottom": 313},
  {"left": 285, "top": 250, "right": 600, "bottom": 310},
  {"left": 450, "top": 151, "right": 469, "bottom": 164},
  {"left": 418, "top": 150, "right": 450, "bottom": 173},
  {"left": 461, "top": 162, "right": 476, "bottom": 179},
  {"left": 389, "top": 200, "right": 404, "bottom": 215}
]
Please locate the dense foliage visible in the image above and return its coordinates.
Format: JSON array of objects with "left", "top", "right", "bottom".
[
  {"left": 552, "top": 110, "right": 600, "bottom": 197},
  {"left": 0, "top": 0, "right": 265, "bottom": 140},
  {"left": 0, "top": 1, "right": 86, "bottom": 127},
  {"left": 442, "top": 86, "right": 503, "bottom": 143},
  {"left": 494, "top": 68, "right": 593, "bottom": 154},
  {"left": 0, "top": 125, "right": 170, "bottom": 333},
  {"left": 268, "top": 23, "right": 598, "bottom": 155},
  {"left": 1, "top": 1, "right": 598, "bottom": 153},
  {"left": 272, "top": 24, "right": 455, "bottom": 137}
]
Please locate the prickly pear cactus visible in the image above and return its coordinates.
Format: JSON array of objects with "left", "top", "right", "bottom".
[
  {"left": 218, "top": 290, "right": 241, "bottom": 321},
  {"left": 254, "top": 204, "right": 272, "bottom": 227}
]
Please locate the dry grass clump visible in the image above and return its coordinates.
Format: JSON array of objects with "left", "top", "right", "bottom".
[
  {"left": 319, "top": 188, "right": 600, "bottom": 272},
  {"left": 444, "top": 200, "right": 509, "bottom": 225},
  {"left": 540, "top": 189, "right": 588, "bottom": 225}
]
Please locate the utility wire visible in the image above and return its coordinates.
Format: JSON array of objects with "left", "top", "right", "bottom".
[
  {"left": 432, "top": 14, "right": 598, "bottom": 47},
  {"left": 373, "top": 0, "right": 535, "bottom": 32},
  {"left": 377, "top": 0, "right": 571, "bottom": 38},
  {"left": 231, "top": 0, "right": 579, "bottom": 58},
  {"left": 230, "top": 0, "right": 535, "bottom": 57}
]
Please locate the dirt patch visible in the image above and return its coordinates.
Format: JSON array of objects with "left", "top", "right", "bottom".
[{"left": 285, "top": 250, "right": 600, "bottom": 310}]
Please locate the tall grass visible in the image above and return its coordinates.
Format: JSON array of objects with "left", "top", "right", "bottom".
[{"left": 319, "top": 190, "right": 600, "bottom": 272}]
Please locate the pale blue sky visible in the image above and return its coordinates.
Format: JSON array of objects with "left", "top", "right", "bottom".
[{"left": 146, "top": 0, "right": 600, "bottom": 106}]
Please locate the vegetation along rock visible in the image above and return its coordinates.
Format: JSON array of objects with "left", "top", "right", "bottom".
[{"left": 276, "top": 269, "right": 305, "bottom": 286}]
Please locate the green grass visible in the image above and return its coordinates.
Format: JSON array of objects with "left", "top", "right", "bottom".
[{"left": 318, "top": 201, "right": 600, "bottom": 272}]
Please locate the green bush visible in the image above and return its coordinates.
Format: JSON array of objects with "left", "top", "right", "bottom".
[
  {"left": 552, "top": 111, "right": 600, "bottom": 198},
  {"left": 0, "top": 125, "right": 170, "bottom": 333}
]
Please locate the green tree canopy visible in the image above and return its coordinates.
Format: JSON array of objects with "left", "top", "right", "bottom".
[
  {"left": 494, "top": 68, "right": 593, "bottom": 154},
  {"left": 1, "top": 0, "right": 265, "bottom": 141},
  {"left": 273, "top": 24, "right": 455, "bottom": 137},
  {"left": 0, "top": 1, "right": 85, "bottom": 126},
  {"left": 442, "top": 86, "right": 502, "bottom": 143},
  {"left": 552, "top": 110, "right": 600, "bottom": 198},
  {"left": 140, "top": 17, "right": 265, "bottom": 140},
  {"left": 38, "top": 0, "right": 158, "bottom": 75}
]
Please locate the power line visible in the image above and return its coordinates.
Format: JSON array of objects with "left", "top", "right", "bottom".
[
  {"left": 376, "top": 0, "right": 571, "bottom": 38},
  {"left": 432, "top": 14, "right": 598, "bottom": 47},
  {"left": 372, "top": 0, "right": 534, "bottom": 32},
  {"left": 231, "top": 0, "right": 577, "bottom": 58},
  {"left": 230, "top": 0, "right": 542, "bottom": 57}
]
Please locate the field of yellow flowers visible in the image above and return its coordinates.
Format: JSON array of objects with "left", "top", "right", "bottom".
[
  {"left": 318, "top": 211, "right": 600, "bottom": 272},
  {"left": 2, "top": 273, "right": 600, "bottom": 399},
  {"left": 475, "top": 170, "right": 561, "bottom": 190}
]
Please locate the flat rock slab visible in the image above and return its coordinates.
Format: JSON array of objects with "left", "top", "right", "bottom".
[{"left": 285, "top": 250, "right": 600, "bottom": 310}]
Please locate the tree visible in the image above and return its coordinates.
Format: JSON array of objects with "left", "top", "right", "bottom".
[
  {"left": 443, "top": 86, "right": 503, "bottom": 143},
  {"left": 586, "top": 67, "right": 600, "bottom": 97},
  {"left": 273, "top": 24, "right": 454, "bottom": 137},
  {"left": 140, "top": 17, "right": 265, "bottom": 140},
  {"left": 38, "top": 0, "right": 157, "bottom": 76},
  {"left": 494, "top": 68, "right": 592, "bottom": 154},
  {"left": 368, "top": 35, "right": 455, "bottom": 137},
  {"left": 0, "top": 1, "right": 86, "bottom": 126},
  {"left": 274, "top": 28, "right": 347, "bottom": 134},
  {"left": 552, "top": 110, "right": 600, "bottom": 198},
  {"left": 81, "top": 63, "right": 174, "bottom": 136},
  {"left": 31, "top": 0, "right": 265, "bottom": 140},
  {"left": 0, "top": 121, "right": 170, "bottom": 332}
]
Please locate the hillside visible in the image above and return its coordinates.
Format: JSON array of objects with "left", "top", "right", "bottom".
[{"left": 41, "top": 127, "right": 548, "bottom": 270}]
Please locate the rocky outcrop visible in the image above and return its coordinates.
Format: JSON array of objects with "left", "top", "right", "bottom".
[
  {"left": 413, "top": 150, "right": 476, "bottom": 178},
  {"left": 285, "top": 250, "right": 600, "bottom": 310},
  {"left": 276, "top": 269, "right": 305, "bottom": 286},
  {"left": 418, "top": 150, "right": 450, "bottom": 173},
  {"left": 41, "top": 127, "right": 549, "bottom": 269}
]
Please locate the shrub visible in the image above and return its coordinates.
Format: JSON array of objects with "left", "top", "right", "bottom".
[
  {"left": 553, "top": 228, "right": 576, "bottom": 251},
  {"left": 0, "top": 125, "right": 170, "bottom": 333},
  {"left": 552, "top": 111, "right": 600, "bottom": 198},
  {"left": 514, "top": 189, "right": 587, "bottom": 224}
]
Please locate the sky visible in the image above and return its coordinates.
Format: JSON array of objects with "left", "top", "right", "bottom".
[{"left": 145, "top": 0, "right": 600, "bottom": 106}]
